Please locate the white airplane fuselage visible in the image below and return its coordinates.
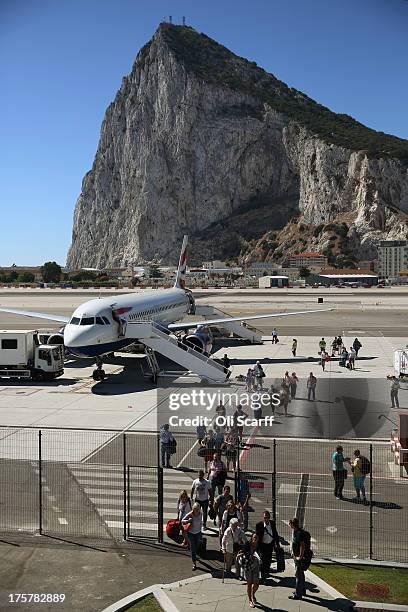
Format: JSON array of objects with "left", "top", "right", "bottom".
[{"left": 64, "top": 287, "right": 190, "bottom": 358}]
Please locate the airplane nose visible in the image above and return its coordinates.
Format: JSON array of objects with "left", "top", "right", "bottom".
[{"left": 63, "top": 325, "right": 82, "bottom": 348}]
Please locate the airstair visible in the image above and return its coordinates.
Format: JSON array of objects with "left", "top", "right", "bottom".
[
  {"left": 195, "top": 305, "right": 263, "bottom": 344},
  {"left": 125, "top": 321, "right": 228, "bottom": 384}
]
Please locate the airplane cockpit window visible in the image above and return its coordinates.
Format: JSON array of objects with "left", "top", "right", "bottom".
[
  {"left": 102, "top": 317, "right": 110, "bottom": 325},
  {"left": 95, "top": 317, "right": 104, "bottom": 325},
  {"left": 70, "top": 317, "right": 80, "bottom": 325},
  {"left": 80, "top": 317, "right": 95, "bottom": 325}
]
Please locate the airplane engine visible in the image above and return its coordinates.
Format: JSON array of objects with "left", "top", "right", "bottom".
[
  {"left": 47, "top": 333, "right": 65, "bottom": 345},
  {"left": 184, "top": 327, "right": 213, "bottom": 355}
]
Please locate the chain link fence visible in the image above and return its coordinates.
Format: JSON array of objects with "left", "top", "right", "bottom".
[{"left": 0, "top": 427, "right": 406, "bottom": 562}]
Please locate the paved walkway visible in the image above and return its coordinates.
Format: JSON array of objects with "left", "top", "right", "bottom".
[{"left": 165, "top": 564, "right": 352, "bottom": 611}]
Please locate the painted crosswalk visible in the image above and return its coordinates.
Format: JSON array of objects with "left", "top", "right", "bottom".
[{"left": 68, "top": 463, "right": 195, "bottom": 536}]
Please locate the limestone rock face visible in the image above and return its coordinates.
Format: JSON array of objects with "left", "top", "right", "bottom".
[{"left": 66, "top": 24, "right": 408, "bottom": 268}]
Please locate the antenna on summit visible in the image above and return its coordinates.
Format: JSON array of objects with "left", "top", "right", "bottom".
[
  {"left": 182, "top": 16, "right": 186, "bottom": 26},
  {"left": 169, "top": 15, "right": 172, "bottom": 23}
]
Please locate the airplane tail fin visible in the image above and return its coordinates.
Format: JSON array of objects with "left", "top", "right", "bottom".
[{"left": 174, "top": 235, "right": 188, "bottom": 289}]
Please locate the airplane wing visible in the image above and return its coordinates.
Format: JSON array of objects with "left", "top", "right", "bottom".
[
  {"left": 0, "top": 307, "right": 70, "bottom": 324},
  {"left": 168, "top": 308, "right": 332, "bottom": 330}
]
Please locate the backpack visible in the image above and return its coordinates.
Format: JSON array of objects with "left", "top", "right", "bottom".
[
  {"left": 299, "top": 529, "right": 314, "bottom": 570},
  {"left": 360, "top": 456, "right": 371, "bottom": 476}
]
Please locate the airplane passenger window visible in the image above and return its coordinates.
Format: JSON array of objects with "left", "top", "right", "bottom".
[
  {"left": 80, "top": 317, "right": 95, "bottom": 325},
  {"left": 102, "top": 317, "right": 110, "bottom": 325},
  {"left": 70, "top": 317, "right": 80, "bottom": 325},
  {"left": 96, "top": 317, "right": 104, "bottom": 325}
]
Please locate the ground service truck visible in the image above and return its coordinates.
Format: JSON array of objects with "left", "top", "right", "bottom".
[{"left": 0, "top": 330, "right": 64, "bottom": 381}]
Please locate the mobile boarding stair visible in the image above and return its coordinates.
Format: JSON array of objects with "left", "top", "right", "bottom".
[
  {"left": 195, "top": 305, "right": 263, "bottom": 344},
  {"left": 125, "top": 321, "right": 228, "bottom": 384}
]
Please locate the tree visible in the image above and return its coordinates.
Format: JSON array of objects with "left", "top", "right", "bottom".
[
  {"left": 299, "top": 267, "right": 311, "bottom": 279},
  {"left": 17, "top": 271, "right": 35, "bottom": 283},
  {"left": 147, "top": 259, "right": 163, "bottom": 280},
  {"left": 41, "top": 261, "right": 62, "bottom": 283}
]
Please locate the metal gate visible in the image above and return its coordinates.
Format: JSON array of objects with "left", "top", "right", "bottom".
[{"left": 126, "top": 464, "right": 163, "bottom": 541}]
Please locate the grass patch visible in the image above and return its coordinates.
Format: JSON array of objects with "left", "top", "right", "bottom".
[
  {"left": 125, "top": 594, "right": 162, "bottom": 611},
  {"left": 311, "top": 563, "right": 408, "bottom": 605}
]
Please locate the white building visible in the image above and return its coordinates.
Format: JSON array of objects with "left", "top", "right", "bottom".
[
  {"left": 378, "top": 241, "right": 408, "bottom": 278},
  {"left": 247, "top": 262, "right": 279, "bottom": 278}
]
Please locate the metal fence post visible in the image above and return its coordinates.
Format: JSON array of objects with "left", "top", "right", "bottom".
[
  {"left": 38, "top": 430, "right": 43, "bottom": 535},
  {"left": 123, "top": 433, "right": 127, "bottom": 540},
  {"left": 235, "top": 438, "right": 240, "bottom": 501},
  {"left": 272, "top": 439, "right": 277, "bottom": 522},
  {"left": 369, "top": 443, "right": 373, "bottom": 559},
  {"left": 157, "top": 434, "right": 164, "bottom": 543}
]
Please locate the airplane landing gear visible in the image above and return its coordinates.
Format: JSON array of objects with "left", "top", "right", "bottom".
[{"left": 92, "top": 356, "right": 106, "bottom": 381}]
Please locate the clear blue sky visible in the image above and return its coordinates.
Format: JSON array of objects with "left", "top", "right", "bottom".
[{"left": 1, "top": 0, "right": 407, "bottom": 266}]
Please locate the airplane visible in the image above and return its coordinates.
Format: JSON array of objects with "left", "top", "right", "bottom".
[{"left": 0, "top": 236, "right": 330, "bottom": 381}]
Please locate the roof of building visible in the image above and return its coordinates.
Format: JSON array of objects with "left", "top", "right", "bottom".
[
  {"left": 262, "top": 275, "right": 289, "bottom": 279},
  {"left": 320, "top": 274, "right": 379, "bottom": 279},
  {"left": 320, "top": 268, "right": 376, "bottom": 276},
  {"left": 292, "top": 252, "right": 325, "bottom": 258}
]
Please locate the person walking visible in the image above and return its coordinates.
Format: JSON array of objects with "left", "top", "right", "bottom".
[
  {"left": 351, "top": 449, "right": 368, "bottom": 504},
  {"left": 159, "top": 423, "right": 175, "bottom": 469},
  {"left": 223, "top": 353, "right": 231, "bottom": 379},
  {"left": 221, "top": 517, "right": 247, "bottom": 577},
  {"left": 237, "top": 474, "right": 251, "bottom": 533},
  {"left": 233, "top": 404, "right": 248, "bottom": 438},
  {"left": 353, "top": 338, "right": 362, "bottom": 358},
  {"left": 246, "top": 368, "right": 255, "bottom": 392},
  {"left": 272, "top": 328, "right": 279, "bottom": 344},
  {"left": 339, "top": 346, "right": 348, "bottom": 367},
  {"left": 336, "top": 335, "right": 343, "bottom": 352},
  {"left": 320, "top": 349, "right": 328, "bottom": 371},
  {"left": 221, "top": 500, "right": 243, "bottom": 537},
  {"left": 236, "top": 534, "right": 262, "bottom": 608},
  {"left": 213, "top": 485, "right": 233, "bottom": 529},
  {"left": 196, "top": 423, "right": 206, "bottom": 445},
  {"left": 223, "top": 432, "right": 238, "bottom": 472},
  {"left": 390, "top": 376, "right": 400, "bottom": 408},
  {"left": 292, "top": 338, "right": 298, "bottom": 357},
  {"left": 253, "top": 361, "right": 265, "bottom": 390},
  {"left": 348, "top": 347, "right": 356, "bottom": 370},
  {"left": 279, "top": 383, "right": 290, "bottom": 416},
  {"left": 182, "top": 502, "right": 203, "bottom": 570},
  {"left": 190, "top": 469, "right": 213, "bottom": 529},
  {"left": 307, "top": 372, "right": 317, "bottom": 401},
  {"left": 207, "top": 452, "right": 227, "bottom": 496},
  {"left": 200, "top": 430, "right": 216, "bottom": 471},
  {"left": 318, "top": 337, "right": 327, "bottom": 353},
  {"left": 177, "top": 490, "right": 192, "bottom": 547},
  {"left": 255, "top": 510, "right": 279, "bottom": 583},
  {"left": 331, "top": 337, "right": 338, "bottom": 357},
  {"left": 289, "top": 372, "right": 299, "bottom": 400},
  {"left": 289, "top": 518, "right": 313, "bottom": 600},
  {"left": 332, "top": 445, "right": 349, "bottom": 500}
]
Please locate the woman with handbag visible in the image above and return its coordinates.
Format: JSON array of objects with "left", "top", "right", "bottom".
[
  {"left": 237, "top": 533, "right": 262, "bottom": 608},
  {"left": 177, "top": 490, "right": 192, "bottom": 548},
  {"left": 182, "top": 502, "right": 203, "bottom": 570}
]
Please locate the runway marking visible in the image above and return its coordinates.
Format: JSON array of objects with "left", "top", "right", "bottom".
[
  {"left": 326, "top": 526, "right": 338, "bottom": 533},
  {"left": 277, "top": 504, "right": 376, "bottom": 514},
  {"left": 58, "top": 517, "right": 68, "bottom": 525},
  {"left": 81, "top": 388, "right": 182, "bottom": 463}
]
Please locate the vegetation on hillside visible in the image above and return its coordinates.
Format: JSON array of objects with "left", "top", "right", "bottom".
[{"left": 160, "top": 24, "right": 408, "bottom": 165}]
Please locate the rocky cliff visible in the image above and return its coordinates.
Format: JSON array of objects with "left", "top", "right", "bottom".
[{"left": 66, "top": 24, "right": 408, "bottom": 268}]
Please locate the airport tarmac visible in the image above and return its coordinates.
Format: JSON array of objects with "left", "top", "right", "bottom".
[
  {"left": 0, "top": 288, "right": 406, "bottom": 440},
  {"left": 0, "top": 289, "right": 407, "bottom": 564}
]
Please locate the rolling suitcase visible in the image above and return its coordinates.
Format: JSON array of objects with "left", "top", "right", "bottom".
[
  {"left": 166, "top": 519, "right": 181, "bottom": 540},
  {"left": 275, "top": 546, "right": 285, "bottom": 572},
  {"left": 198, "top": 536, "right": 207, "bottom": 558}
]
